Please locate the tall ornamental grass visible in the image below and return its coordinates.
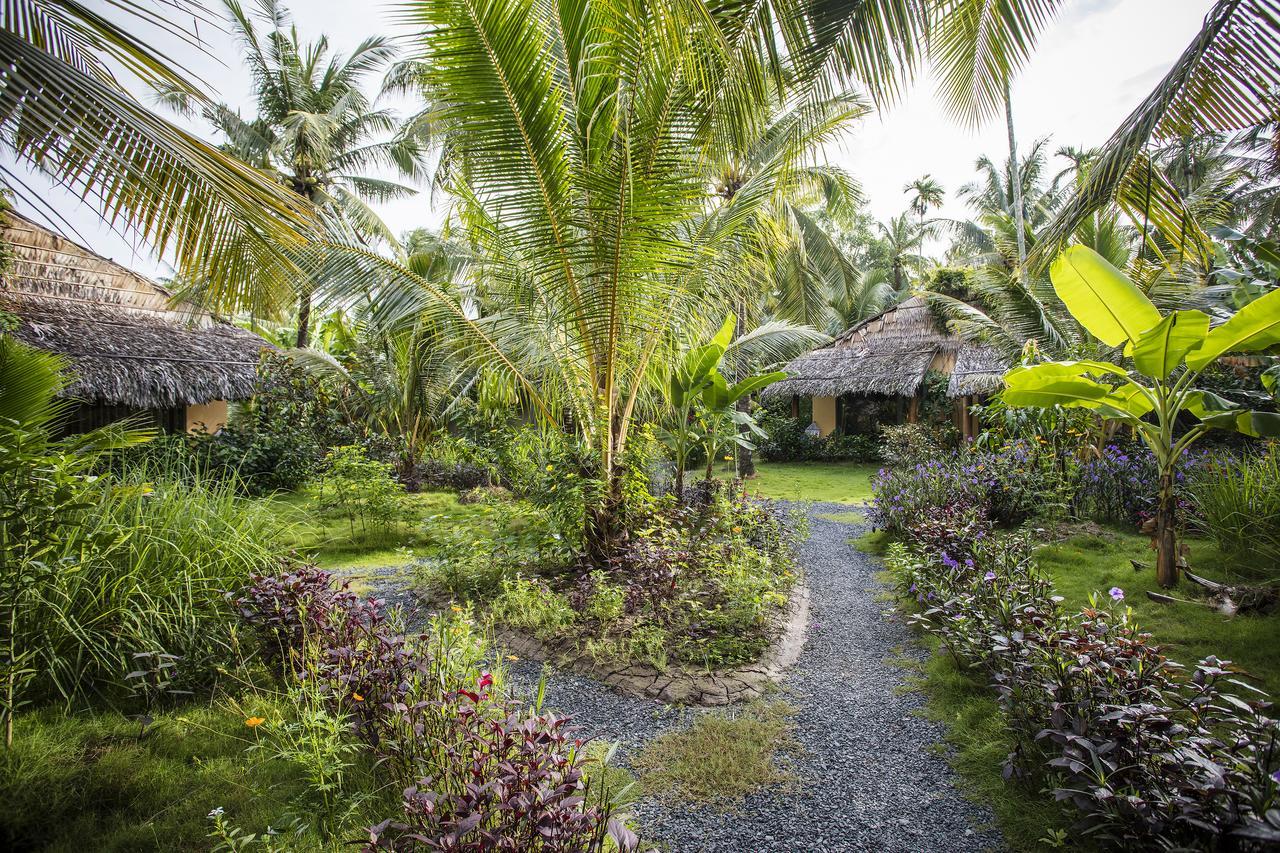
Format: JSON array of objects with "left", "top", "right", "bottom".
[
  {"left": 1187, "top": 445, "right": 1280, "bottom": 579},
  {"left": 28, "top": 469, "right": 290, "bottom": 708}
]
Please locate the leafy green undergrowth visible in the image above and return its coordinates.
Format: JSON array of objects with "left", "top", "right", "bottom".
[
  {"left": 265, "top": 489, "right": 486, "bottom": 571},
  {"left": 732, "top": 461, "right": 878, "bottom": 505},
  {"left": 1037, "top": 529, "right": 1280, "bottom": 695},
  {"left": 903, "top": 640, "right": 1078, "bottom": 853},
  {"left": 633, "top": 701, "right": 798, "bottom": 806},
  {"left": 1, "top": 699, "right": 376, "bottom": 852}
]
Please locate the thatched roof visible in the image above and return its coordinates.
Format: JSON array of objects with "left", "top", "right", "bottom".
[
  {"left": 765, "top": 296, "right": 1006, "bottom": 399},
  {"left": 946, "top": 344, "right": 1008, "bottom": 397},
  {"left": 1, "top": 212, "right": 271, "bottom": 408}
]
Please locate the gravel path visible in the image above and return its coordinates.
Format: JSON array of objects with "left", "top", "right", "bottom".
[{"left": 358, "top": 502, "right": 1004, "bottom": 852}]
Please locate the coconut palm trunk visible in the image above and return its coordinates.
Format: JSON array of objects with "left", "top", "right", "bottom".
[{"left": 1005, "top": 81, "right": 1027, "bottom": 266}]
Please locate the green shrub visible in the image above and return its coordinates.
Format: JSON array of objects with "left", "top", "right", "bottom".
[
  {"left": 313, "top": 445, "right": 407, "bottom": 539},
  {"left": 489, "top": 576, "right": 576, "bottom": 640},
  {"left": 1187, "top": 444, "right": 1280, "bottom": 578}
]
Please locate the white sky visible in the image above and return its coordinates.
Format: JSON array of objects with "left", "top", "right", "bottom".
[{"left": 5, "top": 0, "right": 1214, "bottom": 276}]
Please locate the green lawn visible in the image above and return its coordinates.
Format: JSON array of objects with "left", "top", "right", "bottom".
[
  {"left": 733, "top": 460, "right": 878, "bottom": 504},
  {"left": 264, "top": 489, "right": 482, "bottom": 572},
  {"left": 1037, "top": 529, "right": 1280, "bottom": 696}
]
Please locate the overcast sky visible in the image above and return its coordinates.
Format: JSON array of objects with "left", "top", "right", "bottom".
[{"left": 5, "top": 0, "right": 1213, "bottom": 276}]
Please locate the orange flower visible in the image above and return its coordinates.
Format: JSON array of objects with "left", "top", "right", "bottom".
[
  {"left": 244, "top": 717, "right": 265, "bottom": 728},
  {"left": 450, "top": 604, "right": 464, "bottom": 613},
  {"left": 506, "top": 654, "right": 519, "bottom": 661},
  {"left": 352, "top": 692, "right": 365, "bottom": 702}
]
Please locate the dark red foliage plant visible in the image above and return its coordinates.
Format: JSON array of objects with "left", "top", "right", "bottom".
[{"left": 231, "top": 563, "right": 637, "bottom": 852}]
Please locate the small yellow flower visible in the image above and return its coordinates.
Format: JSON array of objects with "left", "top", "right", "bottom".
[
  {"left": 352, "top": 692, "right": 364, "bottom": 702},
  {"left": 545, "top": 464, "right": 554, "bottom": 472},
  {"left": 451, "top": 604, "right": 464, "bottom": 613},
  {"left": 731, "top": 526, "right": 742, "bottom": 533},
  {"left": 723, "top": 455, "right": 733, "bottom": 461},
  {"left": 244, "top": 717, "right": 265, "bottom": 728},
  {"left": 507, "top": 654, "right": 519, "bottom": 661}
]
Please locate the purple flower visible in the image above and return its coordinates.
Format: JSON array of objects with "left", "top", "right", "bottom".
[
  {"left": 965, "top": 558, "right": 975, "bottom": 568},
  {"left": 909, "top": 583, "right": 917, "bottom": 593},
  {"left": 1109, "top": 587, "right": 1125, "bottom": 601},
  {"left": 1271, "top": 769, "right": 1280, "bottom": 785},
  {"left": 984, "top": 571, "right": 996, "bottom": 582}
]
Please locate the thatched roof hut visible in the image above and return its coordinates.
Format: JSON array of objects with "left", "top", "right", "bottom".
[
  {"left": 764, "top": 296, "right": 1007, "bottom": 439},
  {"left": 765, "top": 296, "right": 1006, "bottom": 400},
  {"left": 1, "top": 212, "right": 270, "bottom": 427}
]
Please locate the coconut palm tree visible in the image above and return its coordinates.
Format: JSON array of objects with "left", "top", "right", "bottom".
[
  {"left": 313, "top": 0, "right": 858, "bottom": 558},
  {"left": 1032, "top": 0, "right": 1280, "bottom": 268},
  {"left": 876, "top": 214, "right": 928, "bottom": 293},
  {"left": 162, "top": 0, "right": 430, "bottom": 347},
  {"left": 0, "top": 1, "right": 316, "bottom": 300}
]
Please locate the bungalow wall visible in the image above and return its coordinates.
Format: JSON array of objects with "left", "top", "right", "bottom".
[{"left": 59, "top": 399, "right": 230, "bottom": 437}]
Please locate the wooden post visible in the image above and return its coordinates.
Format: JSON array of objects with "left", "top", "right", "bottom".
[
  {"left": 790, "top": 395, "right": 799, "bottom": 419},
  {"left": 907, "top": 395, "right": 919, "bottom": 424}
]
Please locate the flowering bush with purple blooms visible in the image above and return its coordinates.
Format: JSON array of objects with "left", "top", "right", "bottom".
[
  {"left": 886, "top": 534, "right": 1280, "bottom": 849},
  {"left": 870, "top": 440, "right": 1071, "bottom": 535}
]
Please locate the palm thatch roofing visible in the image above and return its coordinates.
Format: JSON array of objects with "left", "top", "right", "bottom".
[
  {"left": 764, "top": 296, "right": 1006, "bottom": 400},
  {"left": 1, "top": 212, "right": 271, "bottom": 409}
]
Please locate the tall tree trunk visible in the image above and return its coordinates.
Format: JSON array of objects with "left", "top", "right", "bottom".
[
  {"left": 1154, "top": 469, "right": 1179, "bottom": 587},
  {"left": 735, "top": 394, "right": 756, "bottom": 480},
  {"left": 295, "top": 287, "right": 312, "bottom": 348},
  {"left": 732, "top": 310, "right": 756, "bottom": 480},
  {"left": 294, "top": 180, "right": 316, "bottom": 349},
  {"left": 1005, "top": 81, "right": 1027, "bottom": 267}
]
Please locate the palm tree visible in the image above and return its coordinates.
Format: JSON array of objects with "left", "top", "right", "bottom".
[
  {"left": 877, "top": 214, "right": 927, "bottom": 293},
  {"left": 905, "top": 175, "right": 944, "bottom": 226},
  {"left": 314, "top": 0, "right": 857, "bottom": 559},
  {"left": 0, "top": 1, "right": 316, "bottom": 300},
  {"left": 163, "top": 0, "right": 430, "bottom": 346},
  {"left": 1033, "top": 0, "right": 1280, "bottom": 268}
]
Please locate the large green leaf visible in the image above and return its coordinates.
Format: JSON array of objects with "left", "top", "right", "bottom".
[
  {"left": 1200, "top": 409, "right": 1280, "bottom": 438},
  {"left": 701, "top": 370, "right": 732, "bottom": 411},
  {"left": 1002, "top": 377, "right": 1113, "bottom": 410},
  {"left": 1049, "top": 246, "right": 1161, "bottom": 346},
  {"left": 1186, "top": 287, "right": 1280, "bottom": 369},
  {"left": 1100, "top": 383, "right": 1155, "bottom": 418},
  {"left": 1131, "top": 310, "right": 1209, "bottom": 379},
  {"left": 1185, "top": 389, "right": 1237, "bottom": 420},
  {"left": 727, "top": 371, "right": 787, "bottom": 405},
  {"left": 1003, "top": 360, "right": 1126, "bottom": 389}
]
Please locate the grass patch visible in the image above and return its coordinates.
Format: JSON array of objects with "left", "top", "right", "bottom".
[
  {"left": 265, "top": 490, "right": 485, "bottom": 572},
  {"left": 817, "top": 510, "right": 865, "bottom": 524},
  {"left": 904, "top": 639, "right": 1077, "bottom": 853},
  {"left": 633, "top": 701, "right": 798, "bottom": 806},
  {"left": 852, "top": 529, "right": 893, "bottom": 554},
  {"left": 1037, "top": 529, "right": 1280, "bottom": 696},
  {"left": 726, "top": 461, "right": 878, "bottom": 504},
  {"left": 0, "top": 699, "right": 373, "bottom": 852}
]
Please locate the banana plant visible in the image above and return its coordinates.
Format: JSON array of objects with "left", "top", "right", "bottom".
[
  {"left": 1002, "top": 245, "right": 1280, "bottom": 587},
  {"left": 696, "top": 367, "right": 785, "bottom": 484},
  {"left": 664, "top": 315, "right": 784, "bottom": 498}
]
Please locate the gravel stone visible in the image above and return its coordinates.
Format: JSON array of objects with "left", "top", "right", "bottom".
[{"left": 358, "top": 501, "right": 1005, "bottom": 852}]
